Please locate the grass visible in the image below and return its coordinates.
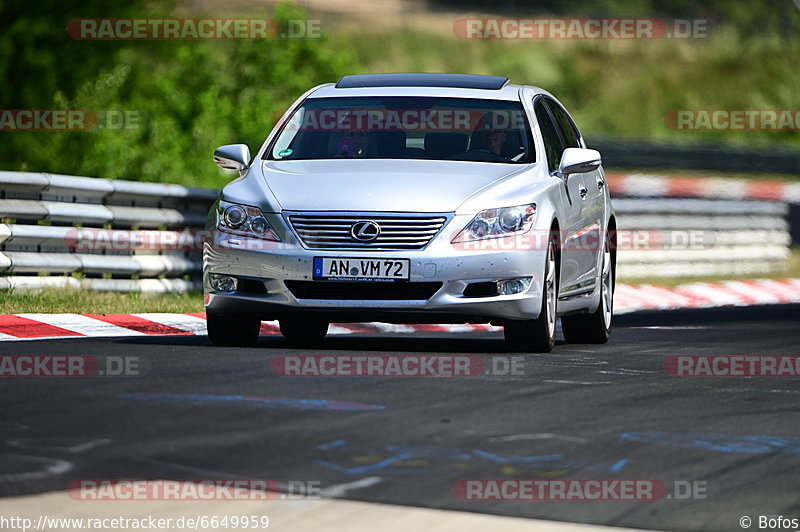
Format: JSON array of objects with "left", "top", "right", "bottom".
[{"left": 0, "top": 289, "right": 204, "bottom": 315}]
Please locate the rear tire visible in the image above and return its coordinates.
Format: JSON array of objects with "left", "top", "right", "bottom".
[
  {"left": 504, "top": 233, "right": 558, "bottom": 353},
  {"left": 207, "top": 313, "right": 261, "bottom": 347},
  {"left": 279, "top": 316, "right": 329, "bottom": 344},
  {"left": 562, "top": 232, "right": 614, "bottom": 344}
]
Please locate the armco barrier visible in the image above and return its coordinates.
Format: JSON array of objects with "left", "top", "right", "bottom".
[
  {"left": 607, "top": 172, "right": 800, "bottom": 246},
  {"left": 592, "top": 138, "right": 800, "bottom": 174},
  {"left": 0, "top": 171, "right": 216, "bottom": 292},
  {"left": 0, "top": 171, "right": 792, "bottom": 291},
  {"left": 613, "top": 198, "right": 790, "bottom": 278}
]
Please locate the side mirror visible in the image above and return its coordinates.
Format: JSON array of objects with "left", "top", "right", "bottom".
[
  {"left": 213, "top": 144, "right": 251, "bottom": 171},
  {"left": 557, "top": 147, "right": 601, "bottom": 177}
]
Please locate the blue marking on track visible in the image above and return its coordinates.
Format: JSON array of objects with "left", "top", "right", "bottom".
[
  {"left": 621, "top": 432, "right": 800, "bottom": 454},
  {"left": 119, "top": 393, "right": 385, "bottom": 412},
  {"left": 318, "top": 439, "right": 349, "bottom": 450}
]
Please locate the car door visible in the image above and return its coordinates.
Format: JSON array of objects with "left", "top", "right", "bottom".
[
  {"left": 532, "top": 97, "right": 585, "bottom": 294},
  {"left": 544, "top": 98, "right": 603, "bottom": 287}
]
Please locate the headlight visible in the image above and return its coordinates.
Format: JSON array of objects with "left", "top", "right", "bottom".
[
  {"left": 452, "top": 203, "right": 536, "bottom": 243},
  {"left": 216, "top": 201, "right": 280, "bottom": 241},
  {"left": 249, "top": 216, "right": 269, "bottom": 235},
  {"left": 223, "top": 205, "right": 247, "bottom": 229}
]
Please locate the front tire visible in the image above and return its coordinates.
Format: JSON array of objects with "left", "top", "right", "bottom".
[
  {"left": 504, "top": 234, "right": 558, "bottom": 353},
  {"left": 279, "top": 316, "right": 329, "bottom": 344},
  {"left": 207, "top": 313, "right": 261, "bottom": 347},
  {"left": 562, "top": 232, "right": 614, "bottom": 344}
]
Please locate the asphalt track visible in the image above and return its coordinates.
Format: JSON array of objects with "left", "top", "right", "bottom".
[{"left": 1, "top": 304, "right": 800, "bottom": 532}]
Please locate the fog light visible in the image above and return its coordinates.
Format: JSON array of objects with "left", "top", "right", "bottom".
[
  {"left": 209, "top": 273, "right": 237, "bottom": 292},
  {"left": 496, "top": 277, "right": 532, "bottom": 296}
]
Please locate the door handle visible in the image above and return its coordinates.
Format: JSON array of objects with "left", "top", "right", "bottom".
[{"left": 579, "top": 185, "right": 588, "bottom": 199}]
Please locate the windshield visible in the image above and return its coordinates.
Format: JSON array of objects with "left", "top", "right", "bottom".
[{"left": 266, "top": 97, "right": 535, "bottom": 164}]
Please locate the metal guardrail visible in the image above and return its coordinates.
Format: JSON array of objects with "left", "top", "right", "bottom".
[
  {"left": 607, "top": 173, "right": 800, "bottom": 246},
  {"left": 0, "top": 171, "right": 792, "bottom": 291},
  {"left": 613, "top": 198, "right": 791, "bottom": 278},
  {"left": 592, "top": 137, "right": 800, "bottom": 174},
  {"left": 0, "top": 171, "right": 216, "bottom": 292}
]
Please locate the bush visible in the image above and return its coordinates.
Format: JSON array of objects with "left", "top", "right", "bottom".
[{"left": 0, "top": 2, "right": 358, "bottom": 188}]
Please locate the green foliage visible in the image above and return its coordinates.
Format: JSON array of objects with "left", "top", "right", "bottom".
[
  {"left": 0, "top": 1, "right": 358, "bottom": 188},
  {"left": 1, "top": 0, "right": 797, "bottom": 188},
  {"left": 342, "top": 26, "right": 800, "bottom": 149}
]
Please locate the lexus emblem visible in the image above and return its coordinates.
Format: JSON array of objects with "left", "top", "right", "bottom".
[{"left": 350, "top": 220, "right": 381, "bottom": 242}]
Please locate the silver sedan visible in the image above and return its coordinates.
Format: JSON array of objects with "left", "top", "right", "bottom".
[{"left": 204, "top": 73, "right": 616, "bottom": 351}]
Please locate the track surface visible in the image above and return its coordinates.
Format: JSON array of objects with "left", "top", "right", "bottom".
[{"left": 1, "top": 305, "right": 800, "bottom": 532}]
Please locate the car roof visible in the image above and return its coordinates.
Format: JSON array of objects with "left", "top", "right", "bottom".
[{"left": 306, "top": 73, "right": 548, "bottom": 102}]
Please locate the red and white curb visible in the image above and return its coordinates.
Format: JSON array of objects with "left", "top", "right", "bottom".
[
  {"left": 0, "top": 312, "right": 502, "bottom": 341},
  {"left": 607, "top": 173, "right": 800, "bottom": 203},
  {"left": 0, "top": 279, "right": 798, "bottom": 341},
  {"left": 614, "top": 278, "right": 800, "bottom": 313}
]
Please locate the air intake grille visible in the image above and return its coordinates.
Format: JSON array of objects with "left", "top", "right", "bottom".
[
  {"left": 288, "top": 214, "right": 448, "bottom": 250},
  {"left": 285, "top": 281, "right": 442, "bottom": 301}
]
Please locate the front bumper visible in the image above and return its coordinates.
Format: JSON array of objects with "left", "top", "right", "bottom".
[{"left": 203, "top": 216, "right": 548, "bottom": 323}]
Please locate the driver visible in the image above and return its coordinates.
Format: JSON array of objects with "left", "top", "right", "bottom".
[
  {"left": 334, "top": 111, "right": 376, "bottom": 158},
  {"left": 466, "top": 111, "right": 511, "bottom": 162},
  {"left": 337, "top": 128, "right": 374, "bottom": 158}
]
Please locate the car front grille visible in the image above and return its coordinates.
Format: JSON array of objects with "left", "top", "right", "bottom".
[
  {"left": 284, "top": 281, "right": 442, "bottom": 301},
  {"left": 287, "top": 213, "right": 449, "bottom": 250}
]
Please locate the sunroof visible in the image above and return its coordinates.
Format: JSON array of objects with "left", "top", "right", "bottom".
[{"left": 335, "top": 73, "right": 510, "bottom": 90}]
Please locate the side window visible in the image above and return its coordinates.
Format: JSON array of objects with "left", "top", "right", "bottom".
[
  {"left": 533, "top": 99, "right": 565, "bottom": 173},
  {"left": 546, "top": 99, "right": 581, "bottom": 149}
]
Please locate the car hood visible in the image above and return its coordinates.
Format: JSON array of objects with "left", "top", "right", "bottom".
[{"left": 259, "top": 159, "right": 527, "bottom": 213}]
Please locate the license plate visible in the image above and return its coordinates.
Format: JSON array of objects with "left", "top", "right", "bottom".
[{"left": 313, "top": 257, "right": 410, "bottom": 282}]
